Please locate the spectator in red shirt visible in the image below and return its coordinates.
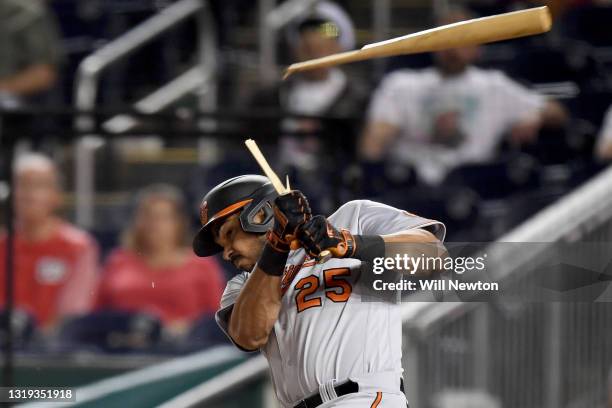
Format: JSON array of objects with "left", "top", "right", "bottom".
[
  {"left": 97, "top": 184, "right": 225, "bottom": 336},
  {"left": 0, "top": 153, "right": 99, "bottom": 329}
]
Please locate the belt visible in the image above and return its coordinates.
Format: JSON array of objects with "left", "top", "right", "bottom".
[{"left": 293, "top": 379, "right": 404, "bottom": 408}]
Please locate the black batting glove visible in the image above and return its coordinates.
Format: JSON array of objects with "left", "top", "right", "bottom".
[
  {"left": 298, "top": 215, "right": 356, "bottom": 259},
  {"left": 266, "top": 190, "right": 311, "bottom": 252}
]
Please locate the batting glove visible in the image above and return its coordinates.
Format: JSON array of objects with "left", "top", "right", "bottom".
[
  {"left": 298, "top": 215, "right": 356, "bottom": 259},
  {"left": 267, "top": 190, "right": 312, "bottom": 252}
]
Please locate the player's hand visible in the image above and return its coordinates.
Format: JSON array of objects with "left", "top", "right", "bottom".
[
  {"left": 298, "top": 215, "right": 355, "bottom": 259},
  {"left": 267, "top": 190, "right": 311, "bottom": 252}
]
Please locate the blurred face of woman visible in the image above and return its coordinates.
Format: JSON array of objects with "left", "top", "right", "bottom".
[
  {"left": 135, "top": 197, "right": 183, "bottom": 252},
  {"left": 15, "top": 168, "right": 61, "bottom": 225}
]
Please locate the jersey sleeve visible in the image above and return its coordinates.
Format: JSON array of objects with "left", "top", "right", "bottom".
[
  {"left": 348, "top": 200, "right": 446, "bottom": 241},
  {"left": 215, "top": 272, "right": 257, "bottom": 352}
]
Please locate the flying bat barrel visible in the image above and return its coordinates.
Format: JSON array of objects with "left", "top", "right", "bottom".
[{"left": 284, "top": 6, "right": 552, "bottom": 79}]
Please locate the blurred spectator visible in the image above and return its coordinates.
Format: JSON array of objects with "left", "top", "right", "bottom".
[
  {"left": 249, "top": 1, "right": 368, "bottom": 172},
  {"left": 0, "top": 153, "right": 98, "bottom": 329},
  {"left": 0, "top": 0, "right": 63, "bottom": 100},
  {"left": 595, "top": 105, "right": 612, "bottom": 161},
  {"left": 97, "top": 184, "right": 225, "bottom": 336},
  {"left": 359, "top": 6, "right": 567, "bottom": 185}
]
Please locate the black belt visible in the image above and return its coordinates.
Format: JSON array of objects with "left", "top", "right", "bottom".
[{"left": 293, "top": 379, "right": 404, "bottom": 408}]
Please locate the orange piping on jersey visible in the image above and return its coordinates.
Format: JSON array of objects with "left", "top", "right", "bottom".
[{"left": 371, "top": 392, "right": 382, "bottom": 408}]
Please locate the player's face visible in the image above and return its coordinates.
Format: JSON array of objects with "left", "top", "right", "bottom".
[
  {"left": 15, "top": 168, "right": 61, "bottom": 224},
  {"left": 213, "top": 213, "right": 266, "bottom": 272},
  {"left": 295, "top": 30, "right": 341, "bottom": 81}
]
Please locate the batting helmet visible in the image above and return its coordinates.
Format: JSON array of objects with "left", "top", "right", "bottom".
[{"left": 193, "top": 175, "right": 278, "bottom": 257}]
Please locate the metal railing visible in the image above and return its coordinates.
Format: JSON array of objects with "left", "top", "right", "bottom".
[
  {"left": 402, "top": 164, "right": 612, "bottom": 408},
  {"left": 74, "top": 0, "right": 206, "bottom": 115},
  {"left": 73, "top": 0, "right": 217, "bottom": 228},
  {"left": 157, "top": 356, "right": 269, "bottom": 408}
]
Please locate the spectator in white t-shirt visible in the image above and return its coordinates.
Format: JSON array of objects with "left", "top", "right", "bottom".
[
  {"left": 359, "top": 7, "right": 567, "bottom": 185},
  {"left": 595, "top": 105, "right": 612, "bottom": 161}
]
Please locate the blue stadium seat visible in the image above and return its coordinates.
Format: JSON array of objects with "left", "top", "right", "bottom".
[
  {"left": 184, "top": 313, "right": 230, "bottom": 351},
  {"left": 91, "top": 229, "right": 120, "bottom": 261},
  {"left": 562, "top": 5, "right": 612, "bottom": 47},
  {"left": 507, "top": 41, "right": 600, "bottom": 85},
  {"left": 499, "top": 188, "right": 569, "bottom": 233},
  {"left": 376, "top": 184, "right": 480, "bottom": 241},
  {"left": 442, "top": 155, "right": 540, "bottom": 200},
  {"left": 57, "top": 310, "right": 162, "bottom": 353}
]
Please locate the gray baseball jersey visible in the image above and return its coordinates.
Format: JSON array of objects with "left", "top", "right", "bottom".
[{"left": 216, "top": 200, "right": 445, "bottom": 407}]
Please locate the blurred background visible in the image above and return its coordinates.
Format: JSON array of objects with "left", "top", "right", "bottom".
[{"left": 0, "top": 0, "right": 611, "bottom": 407}]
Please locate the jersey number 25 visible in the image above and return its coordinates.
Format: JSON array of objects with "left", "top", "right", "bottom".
[{"left": 294, "top": 268, "right": 352, "bottom": 313}]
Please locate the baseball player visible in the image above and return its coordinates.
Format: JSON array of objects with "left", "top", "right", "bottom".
[{"left": 193, "top": 175, "right": 446, "bottom": 407}]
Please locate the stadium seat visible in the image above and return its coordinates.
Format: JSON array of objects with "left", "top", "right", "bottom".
[
  {"left": 497, "top": 188, "right": 570, "bottom": 233},
  {"left": 183, "top": 313, "right": 231, "bottom": 351},
  {"left": 442, "top": 155, "right": 540, "bottom": 200},
  {"left": 376, "top": 184, "right": 480, "bottom": 241},
  {"left": 562, "top": 5, "right": 612, "bottom": 47},
  {"left": 507, "top": 41, "right": 600, "bottom": 85},
  {"left": 56, "top": 311, "right": 162, "bottom": 353},
  {"left": 566, "top": 88, "right": 612, "bottom": 129},
  {"left": 517, "top": 124, "right": 591, "bottom": 165}
]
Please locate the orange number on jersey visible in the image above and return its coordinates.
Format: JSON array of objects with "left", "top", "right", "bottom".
[
  {"left": 294, "top": 268, "right": 352, "bottom": 313},
  {"left": 324, "top": 268, "right": 352, "bottom": 303},
  {"left": 294, "top": 275, "right": 322, "bottom": 313}
]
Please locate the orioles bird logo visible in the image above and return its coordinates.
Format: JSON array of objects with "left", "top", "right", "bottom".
[{"left": 200, "top": 200, "right": 209, "bottom": 225}]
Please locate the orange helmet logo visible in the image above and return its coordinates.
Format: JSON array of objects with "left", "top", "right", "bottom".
[{"left": 199, "top": 200, "right": 209, "bottom": 225}]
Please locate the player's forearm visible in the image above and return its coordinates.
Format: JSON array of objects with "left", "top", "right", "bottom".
[
  {"left": 229, "top": 268, "right": 282, "bottom": 350},
  {"left": 381, "top": 230, "right": 448, "bottom": 277},
  {"left": 229, "top": 241, "right": 288, "bottom": 350},
  {"left": 348, "top": 230, "right": 447, "bottom": 277}
]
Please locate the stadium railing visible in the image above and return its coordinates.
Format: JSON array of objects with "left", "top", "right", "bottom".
[
  {"left": 73, "top": 0, "right": 217, "bottom": 228},
  {"left": 401, "top": 164, "right": 612, "bottom": 408},
  {"left": 18, "top": 345, "right": 246, "bottom": 408}
]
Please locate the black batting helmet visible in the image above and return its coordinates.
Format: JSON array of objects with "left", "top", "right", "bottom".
[{"left": 193, "top": 175, "right": 277, "bottom": 257}]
